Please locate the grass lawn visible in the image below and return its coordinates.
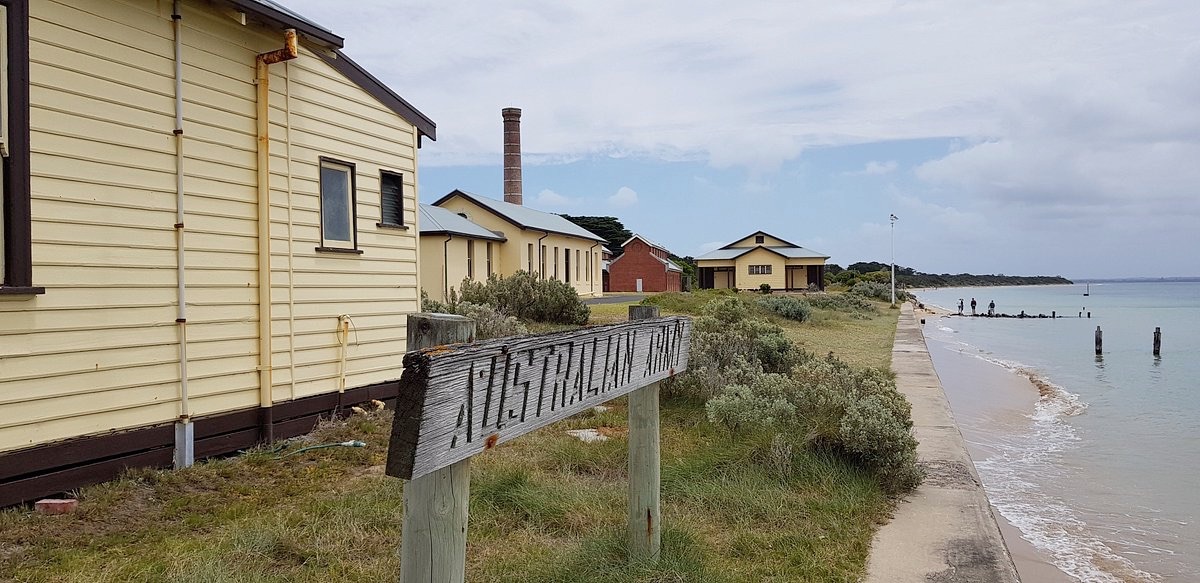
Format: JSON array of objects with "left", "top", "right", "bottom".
[{"left": 0, "top": 292, "right": 900, "bottom": 583}]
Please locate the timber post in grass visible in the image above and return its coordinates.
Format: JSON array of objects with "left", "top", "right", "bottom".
[
  {"left": 1095, "top": 326, "right": 1103, "bottom": 355},
  {"left": 398, "top": 314, "right": 475, "bottom": 583},
  {"left": 1154, "top": 327, "right": 1161, "bottom": 356},
  {"left": 386, "top": 310, "right": 691, "bottom": 579},
  {"left": 627, "top": 305, "right": 663, "bottom": 562}
]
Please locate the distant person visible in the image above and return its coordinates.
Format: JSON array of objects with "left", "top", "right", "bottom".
[
  {"left": 988, "top": 300, "right": 995, "bottom": 316},
  {"left": 970, "top": 298, "right": 977, "bottom": 315},
  {"left": 957, "top": 299, "right": 964, "bottom": 315}
]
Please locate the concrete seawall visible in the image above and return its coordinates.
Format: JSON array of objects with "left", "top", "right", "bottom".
[{"left": 865, "top": 304, "right": 1020, "bottom": 582}]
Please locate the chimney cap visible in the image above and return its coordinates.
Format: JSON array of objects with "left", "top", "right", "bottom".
[{"left": 502, "top": 107, "right": 522, "bottom": 118}]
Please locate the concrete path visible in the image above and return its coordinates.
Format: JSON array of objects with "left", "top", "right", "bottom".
[{"left": 865, "top": 304, "right": 1020, "bottom": 583}]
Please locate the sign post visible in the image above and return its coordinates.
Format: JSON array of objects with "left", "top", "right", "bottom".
[
  {"left": 627, "top": 305, "right": 662, "bottom": 562},
  {"left": 388, "top": 310, "right": 691, "bottom": 581},
  {"left": 398, "top": 314, "right": 475, "bottom": 583}
]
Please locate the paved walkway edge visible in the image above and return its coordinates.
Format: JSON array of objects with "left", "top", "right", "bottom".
[{"left": 864, "top": 304, "right": 1020, "bottom": 582}]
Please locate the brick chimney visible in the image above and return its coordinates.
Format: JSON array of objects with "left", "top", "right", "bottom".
[{"left": 502, "top": 107, "right": 522, "bottom": 205}]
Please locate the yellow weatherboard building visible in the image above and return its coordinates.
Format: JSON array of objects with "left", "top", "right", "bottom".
[
  {"left": 696, "top": 231, "right": 829, "bottom": 291},
  {"left": 422, "top": 190, "right": 606, "bottom": 299},
  {"left": 0, "top": 0, "right": 434, "bottom": 505},
  {"left": 418, "top": 108, "right": 607, "bottom": 300}
]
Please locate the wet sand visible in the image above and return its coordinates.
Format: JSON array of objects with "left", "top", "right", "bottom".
[{"left": 924, "top": 317, "right": 1077, "bottom": 583}]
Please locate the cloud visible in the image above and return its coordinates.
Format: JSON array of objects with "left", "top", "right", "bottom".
[
  {"left": 533, "top": 189, "right": 573, "bottom": 207},
  {"left": 607, "top": 186, "right": 639, "bottom": 207},
  {"left": 847, "top": 160, "right": 898, "bottom": 175},
  {"left": 283, "top": 1, "right": 1200, "bottom": 174}
]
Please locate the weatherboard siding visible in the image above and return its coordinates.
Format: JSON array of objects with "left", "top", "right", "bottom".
[
  {"left": 428, "top": 197, "right": 603, "bottom": 297},
  {"left": 734, "top": 248, "right": 787, "bottom": 290},
  {"left": 0, "top": 0, "right": 419, "bottom": 454},
  {"left": 729, "top": 233, "right": 791, "bottom": 248}
]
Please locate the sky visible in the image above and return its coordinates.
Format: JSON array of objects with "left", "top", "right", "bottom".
[{"left": 287, "top": 0, "right": 1200, "bottom": 279}]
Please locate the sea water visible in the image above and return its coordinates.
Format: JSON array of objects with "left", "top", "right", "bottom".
[{"left": 915, "top": 282, "right": 1200, "bottom": 582}]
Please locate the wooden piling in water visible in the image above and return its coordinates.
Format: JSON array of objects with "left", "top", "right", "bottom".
[
  {"left": 1095, "top": 326, "right": 1102, "bottom": 355},
  {"left": 1153, "top": 327, "right": 1161, "bottom": 356}
]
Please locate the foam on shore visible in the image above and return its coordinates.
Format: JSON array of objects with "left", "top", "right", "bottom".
[{"left": 927, "top": 319, "right": 1162, "bottom": 583}]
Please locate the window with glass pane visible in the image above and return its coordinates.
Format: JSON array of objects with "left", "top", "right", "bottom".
[{"left": 319, "top": 159, "right": 355, "bottom": 249}]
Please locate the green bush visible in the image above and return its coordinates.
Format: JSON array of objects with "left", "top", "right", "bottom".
[
  {"left": 458, "top": 271, "right": 590, "bottom": 325},
  {"left": 804, "top": 293, "right": 876, "bottom": 314},
  {"left": 672, "top": 297, "right": 808, "bottom": 400},
  {"left": 848, "top": 281, "right": 911, "bottom": 303},
  {"left": 419, "top": 290, "right": 528, "bottom": 340},
  {"left": 757, "top": 296, "right": 812, "bottom": 322},
  {"left": 790, "top": 359, "right": 921, "bottom": 494},
  {"left": 686, "top": 308, "right": 922, "bottom": 495},
  {"left": 759, "top": 283, "right": 772, "bottom": 295},
  {"left": 705, "top": 374, "right": 795, "bottom": 435}
]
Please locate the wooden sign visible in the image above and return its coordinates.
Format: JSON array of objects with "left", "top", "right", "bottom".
[{"left": 387, "top": 316, "right": 691, "bottom": 480}]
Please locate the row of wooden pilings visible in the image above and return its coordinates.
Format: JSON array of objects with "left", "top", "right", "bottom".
[{"left": 1094, "top": 326, "right": 1162, "bottom": 356}]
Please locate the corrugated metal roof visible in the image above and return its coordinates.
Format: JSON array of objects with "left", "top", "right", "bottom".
[
  {"left": 696, "top": 245, "right": 829, "bottom": 261},
  {"left": 432, "top": 190, "right": 606, "bottom": 242},
  {"left": 621, "top": 233, "right": 671, "bottom": 254},
  {"left": 659, "top": 256, "right": 684, "bottom": 272},
  {"left": 419, "top": 204, "right": 506, "bottom": 241}
]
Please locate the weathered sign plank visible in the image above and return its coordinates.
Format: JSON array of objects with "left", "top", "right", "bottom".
[{"left": 387, "top": 316, "right": 691, "bottom": 480}]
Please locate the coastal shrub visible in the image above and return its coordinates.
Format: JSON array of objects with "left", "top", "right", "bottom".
[
  {"left": 757, "top": 295, "right": 812, "bottom": 322},
  {"left": 805, "top": 293, "right": 876, "bottom": 315},
  {"left": 419, "top": 291, "right": 528, "bottom": 340},
  {"left": 671, "top": 297, "right": 808, "bottom": 399},
  {"left": 458, "top": 271, "right": 590, "bottom": 325},
  {"left": 698, "top": 352, "right": 922, "bottom": 495},
  {"left": 849, "top": 280, "right": 911, "bottom": 303},
  {"left": 454, "top": 301, "right": 529, "bottom": 339},
  {"left": 705, "top": 373, "right": 795, "bottom": 435},
  {"left": 791, "top": 359, "right": 921, "bottom": 494}
]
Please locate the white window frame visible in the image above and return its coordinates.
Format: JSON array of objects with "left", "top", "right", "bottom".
[{"left": 317, "top": 157, "right": 358, "bottom": 252}]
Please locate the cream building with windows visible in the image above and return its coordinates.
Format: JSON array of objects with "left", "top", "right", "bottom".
[
  {"left": 696, "top": 231, "right": 829, "bottom": 291},
  {"left": 421, "top": 190, "right": 606, "bottom": 299},
  {"left": 0, "top": 0, "right": 434, "bottom": 506},
  {"left": 418, "top": 108, "right": 607, "bottom": 300}
]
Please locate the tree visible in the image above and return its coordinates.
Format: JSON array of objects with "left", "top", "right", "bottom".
[
  {"left": 559, "top": 215, "right": 632, "bottom": 258},
  {"left": 671, "top": 255, "right": 698, "bottom": 290}
]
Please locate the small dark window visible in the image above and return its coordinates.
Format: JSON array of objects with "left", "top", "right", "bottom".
[
  {"left": 379, "top": 171, "right": 403, "bottom": 227},
  {"left": 749, "top": 264, "right": 772, "bottom": 275},
  {"left": 755, "top": 235, "right": 765, "bottom": 244}
]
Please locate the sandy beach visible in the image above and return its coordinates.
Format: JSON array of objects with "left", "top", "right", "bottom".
[{"left": 923, "top": 314, "right": 1076, "bottom": 583}]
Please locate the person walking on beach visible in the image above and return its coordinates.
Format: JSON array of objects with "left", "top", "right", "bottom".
[
  {"left": 988, "top": 300, "right": 995, "bottom": 316},
  {"left": 970, "top": 298, "right": 977, "bottom": 315},
  {"left": 958, "top": 299, "right": 964, "bottom": 315}
]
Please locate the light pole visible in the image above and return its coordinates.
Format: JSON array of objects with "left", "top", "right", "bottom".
[{"left": 889, "top": 214, "right": 898, "bottom": 306}]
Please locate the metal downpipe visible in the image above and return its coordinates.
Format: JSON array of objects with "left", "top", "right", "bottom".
[{"left": 255, "top": 29, "right": 298, "bottom": 443}]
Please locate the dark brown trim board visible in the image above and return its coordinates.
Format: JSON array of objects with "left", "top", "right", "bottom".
[
  {"left": 0, "top": 380, "right": 401, "bottom": 507},
  {"left": 1, "top": 0, "right": 35, "bottom": 291}
]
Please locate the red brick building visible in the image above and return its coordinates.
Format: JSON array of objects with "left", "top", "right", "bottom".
[{"left": 608, "top": 234, "right": 683, "bottom": 292}]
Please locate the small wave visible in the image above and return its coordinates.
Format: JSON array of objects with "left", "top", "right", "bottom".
[
  {"left": 938, "top": 325, "right": 956, "bottom": 333},
  {"left": 948, "top": 347, "right": 1089, "bottom": 417}
]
